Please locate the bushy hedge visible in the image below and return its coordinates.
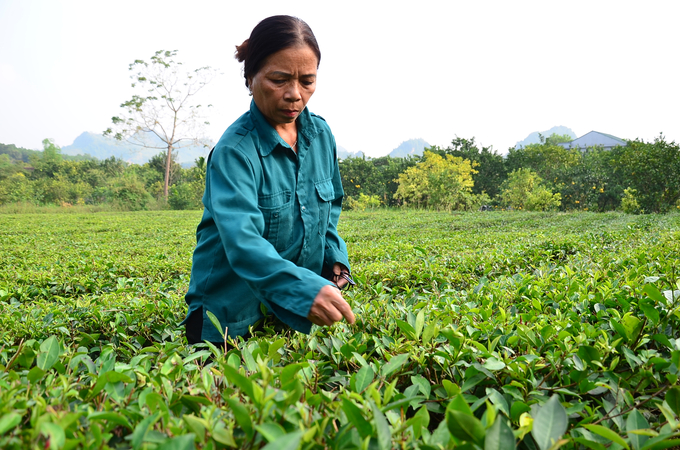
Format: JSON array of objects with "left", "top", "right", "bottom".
[{"left": 0, "top": 140, "right": 204, "bottom": 211}]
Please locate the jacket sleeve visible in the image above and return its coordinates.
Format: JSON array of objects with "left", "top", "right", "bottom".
[
  {"left": 205, "top": 144, "right": 331, "bottom": 333},
  {"left": 323, "top": 136, "right": 351, "bottom": 273}
]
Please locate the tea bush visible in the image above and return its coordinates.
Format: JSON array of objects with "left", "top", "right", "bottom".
[{"left": 1, "top": 210, "right": 680, "bottom": 449}]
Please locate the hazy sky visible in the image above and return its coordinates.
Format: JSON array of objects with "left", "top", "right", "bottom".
[{"left": 1, "top": 1, "right": 678, "bottom": 157}]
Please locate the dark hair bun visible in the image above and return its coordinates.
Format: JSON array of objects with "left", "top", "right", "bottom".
[{"left": 235, "top": 39, "right": 248, "bottom": 63}]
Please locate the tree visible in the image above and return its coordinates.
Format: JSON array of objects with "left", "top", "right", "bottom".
[
  {"left": 29, "top": 139, "right": 64, "bottom": 179},
  {"left": 0, "top": 154, "right": 17, "bottom": 180},
  {"left": 610, "top": 135, "right": 680, "bottom": 213},
  {"left": 541, "top": 133, "right": 573, "bottom": 146},
  {"left": 499, "top": 168, "right": 561, "bottom": 211},
  {"left": 505, "top": 140, "right": 581, "bottom": 190},
  {"left": 394, "top": 151, "right": 482, "bottom": 211},
  {"left": 433, "top": 137, "right": 507, "bottom": 198},
  {"left": 104, "top": 50, "right": 217, "bottom": 200},
  {"left": 338, "top": 156, "right": 380, "bottom": 200},
  {"left": 169, "top": 156, "right": 207, "bottom": 210}
]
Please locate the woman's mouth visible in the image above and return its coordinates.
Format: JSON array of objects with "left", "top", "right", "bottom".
[{"left": 282, "top": 109, "right": 298, "bottom": 117}]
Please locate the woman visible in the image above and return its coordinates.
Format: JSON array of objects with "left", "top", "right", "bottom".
[{"left": 183, "top": 15, "right": 355, "bottom": 344}]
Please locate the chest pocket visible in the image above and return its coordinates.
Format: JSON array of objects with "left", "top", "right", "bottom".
[
  {"left": 315, "top": 179, "right": 335, "bottom": 236},
  {"left": 258, "top": 190, "right": 294, "bottom": 252}
]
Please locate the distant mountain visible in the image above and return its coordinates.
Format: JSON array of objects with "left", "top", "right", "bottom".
[
  {"left": 337, "top": 145, "right": 364, "bottom": 159},
  {"left": 61, "top": 132, "right": 213, "bottom": 165},
  {"left": 388, "top": 138, "right": 430, "bottom": 158},
  {"left": 515, "top": 126, "right": 576, "bottom": 149}
]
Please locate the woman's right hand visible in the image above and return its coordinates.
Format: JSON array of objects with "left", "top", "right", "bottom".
[{"left": 307, "top": 285, "right": 356, "bottom": 326}]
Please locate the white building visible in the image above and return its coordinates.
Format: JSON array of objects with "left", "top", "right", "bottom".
[{"left": 558, "top": 131, "right": 627, "bottom": 150}]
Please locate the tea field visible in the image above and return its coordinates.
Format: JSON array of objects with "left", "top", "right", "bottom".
[{"left": 1, "top": 210, "right": 680, "bottom": 450}]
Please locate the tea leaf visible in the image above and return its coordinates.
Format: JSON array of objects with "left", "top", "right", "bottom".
[
  {"left": 381, "top": 353, "right": 409, "bottom": 378},
  {"left": 341, "top": 399, "right": 371, "bottom": 438},
  {"left": 205, "top": 310, "right": 225, "bottom": 339},
  {"left": 485, "top": 416, "right": 516, "bottom": 450},
  {"left": 37, "top": 335, "right": 60, "bottom": 371},
  {"left": 531, "top": 395, "right": 568, "bottom": 450},
  {"left": 370, "top": 399, "right": 392, "bottom": 450},
  {"left": 664, "top": 387, "right": 680, "bottom": 418},
  {"left": 643, "top": 283, "right": 667, "bottom": 305},
  {"left": 415, "top": 310, "right": 425, "bottom": 340},
  {"left": 583, "top": 424, "right": 630, "bottom": 449},
  {"left": 626, "top": 409, "right": 650, "bottom": 450},
  {"left": 354, "top": 365, "right": 375, "bottom": 393},
  {"left": 256, "top": 423, "right": 286, "bottom": 443},
  {"left": 261, "top": 431, "right": 303, "bottom": 450},
  {"left": 0, "top": 413, "right": 21, "bottom": 436}
]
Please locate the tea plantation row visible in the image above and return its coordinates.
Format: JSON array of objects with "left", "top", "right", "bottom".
[{"left": 1, "top": 210, "right": 680, "bottom": 449}]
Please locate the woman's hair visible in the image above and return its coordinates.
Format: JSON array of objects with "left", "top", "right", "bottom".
[{"left": 235, "top": 15, "right": 321, "bottom": 89}]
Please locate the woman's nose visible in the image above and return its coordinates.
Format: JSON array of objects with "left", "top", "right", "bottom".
[{"left": 284, "top": 82, "right": 301, "bottom": 102}]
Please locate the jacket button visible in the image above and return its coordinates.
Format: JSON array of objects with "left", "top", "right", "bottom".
[{"left": 301, "top": 206, "right": 306, "bottom": 211}]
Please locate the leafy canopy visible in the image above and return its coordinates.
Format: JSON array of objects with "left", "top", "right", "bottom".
[
  {"left": 394, "top": 150, "right": 482, "bottom": 210},
  {"left": 500, "top": 168, "right": 562, "bottom": 211}
]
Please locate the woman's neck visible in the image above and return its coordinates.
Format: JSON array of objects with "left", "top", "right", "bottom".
[{"left": 273, "top": 121, "right": 298, "bottom": 151}]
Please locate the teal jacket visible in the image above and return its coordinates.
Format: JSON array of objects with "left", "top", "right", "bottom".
[{"left": 183, "top": 100, "right": 349, "bottom": 342}]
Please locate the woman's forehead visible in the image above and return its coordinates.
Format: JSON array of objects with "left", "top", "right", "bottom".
[{"left": 259, "top": 45, "right": 319, "bottom": 74}]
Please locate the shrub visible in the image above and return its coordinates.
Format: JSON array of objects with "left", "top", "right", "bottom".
[
  {"left": 345, "top": 193, "right": 381, "bottom": 211},
  {"left": 621, "top": 187, "right": 641, "bottom": 214},
  {"left": 394, "top": 151, "right": 477, "bottom": 211},
  {"left": 500, "top": 168, "right": 561, "bottom": 211},
  {"left": 0, "top": 173, "right": 35, "bottom": 205},
  {"left": 168, "top": 181, "right": 204, "bottom": 210},
  {"left": 95, "top": 175, "right": 153, "bottom": 210}
]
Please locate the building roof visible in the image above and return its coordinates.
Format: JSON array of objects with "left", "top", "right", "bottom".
[{"left": 558, "top": 131, "right": 627, "bottom": 150}]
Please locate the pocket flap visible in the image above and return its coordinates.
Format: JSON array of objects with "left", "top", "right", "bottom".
[
  {"left": 258, "top": 190, "right": 291, "bottom": 209},
  {"left": 315, "top": 179, "right": 335, "bottom": 202}
]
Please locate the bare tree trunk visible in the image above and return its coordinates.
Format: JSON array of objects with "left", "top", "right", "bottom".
[{"left": 164, "top": 143, "right": 173, "bottom": 200}]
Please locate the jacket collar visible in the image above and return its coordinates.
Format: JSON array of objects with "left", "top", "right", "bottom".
[{"left": 249, "top": 99, "right": 320, "bottom": 157}]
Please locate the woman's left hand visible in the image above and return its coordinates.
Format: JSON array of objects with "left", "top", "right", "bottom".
[{"left": 333, "top": 263, "right": 350, "bottom": 289}]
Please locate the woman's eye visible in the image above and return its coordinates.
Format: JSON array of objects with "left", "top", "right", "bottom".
[
  {"left": 302, "top": 80, "right": 314, "bottom": 86},
  {"left": 272, "top": 79, "right": 286, "bottom": 85}
]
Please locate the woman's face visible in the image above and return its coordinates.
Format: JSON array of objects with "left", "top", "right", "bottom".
[{"left": 249, "top": 45, "right": 318, "bottom": 128}]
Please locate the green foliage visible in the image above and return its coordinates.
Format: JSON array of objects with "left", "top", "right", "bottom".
[
  {"left": 29, "top": 139, "right": 63, "bottom": 179},
  {"left": 0, "top": 173, "right": 35, "bottom": 204},
  {"left": 611, "top": 135, "right": 680, "bottom": 213},
  {"left": 508, "top": 135, "right": 680, "bottom": 214},
  {"left": 339, "top": 155, "right": 418, "bottom": 207},
  {"left": 621, "top": 187, "right": 641, "bottom": 214},
  {"left": 0, "top": 142, "right": 93, "bottom": 167},
  {"left": 5, "top": 133, "right": 679, "bottom": 214},
  {"left": 168, "top": 182, "right": 203, "bottom": 210},
  {"left": 345, "top": 193, "right": 381, "bottom": 211},
  {"left": 148, "top": 151, "right": 182, "bottom": 188},
  {"left": 0, "top": 154, "right": 19, "bottom": 179},
  {"left": 433, "top": 137, "right": 507, "bottom": 199},
  {"left": 168, "top": 156, "right": 206, "bottom": 210},
  {"left": 542, "top": 132, "right": 573, "bottom": 145},
  {"left": 0, "top": 140, "right": 211, "bottom": 211},
  {"left": 2, "top": 210, "right": 680, "bottom": 447},
  {"left": 500, "top": 168, "right": 561, "bottom": 211},
  {"left": 99, "top": 175, "right": 153, "bottom": 210},
  {"left": 395, "top": 150, "right": 482, "bottom": 210},
  {"left": 506, "top": 140, "right": 581, "bottom": 191},
  {"left": 559, "top": 148, "right": 619, "bottom": 212}
]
